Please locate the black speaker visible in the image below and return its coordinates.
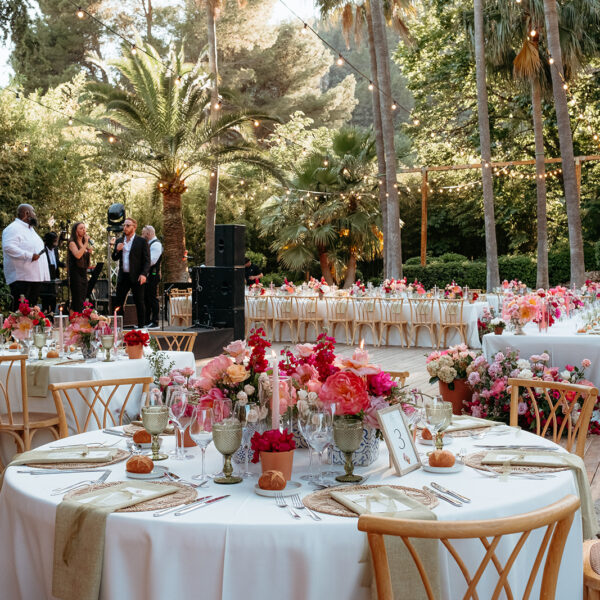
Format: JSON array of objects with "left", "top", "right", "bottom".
[
  {"left": 208, "top": 308, "right": 244, "bottom": 339},
  {"left": 193, "top": 266, "right": 245, "bottom": 309},
  {"left": 215, "top": 224, "right": 245, "bottom": 267}
]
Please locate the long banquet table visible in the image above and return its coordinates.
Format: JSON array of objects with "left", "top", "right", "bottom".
[
  {"left": 482, "top": 318, "right": 600, "bottom": 387},
  {"left": 249, "top": 295, "right": 488, "bottom": 348},
  {"left": 0, "top": 426, "right": 583, "bottom": 599}
]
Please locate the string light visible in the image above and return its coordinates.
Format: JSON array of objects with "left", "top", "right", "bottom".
[
  {"left": 368, "top": 81, "right": 374, "bottom": 91},
  {"left": 336, "top": 54, "right": 344, "bottom": 66},
  {"left": 68, "top": 117, "right": 73, "bottom": 126},
  {"left": 254, "top": 120, "right": 260, "bottom": 127},
  {"left": 131, "top": 44, "right": 137, "bottom": 55},
  {"left": 76, "top": 7, "right": 85, "bottom": 18},
  {"left": 108, "top": 135, "right": 116, "bottom": 143}
]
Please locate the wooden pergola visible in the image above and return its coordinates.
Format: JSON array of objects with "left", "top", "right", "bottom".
[{"left": 397, "top": 154, "right": 600, "bottom": 265}]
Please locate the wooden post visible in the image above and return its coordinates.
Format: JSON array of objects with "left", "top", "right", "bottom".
[
  {"left": 420, "top": 168, "right": 428, "bottom": 266},
  {"left": 575, "top": 158, "right": 582, "bottom": 199}
]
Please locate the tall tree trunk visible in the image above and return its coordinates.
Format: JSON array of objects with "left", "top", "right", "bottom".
[
  {"left": 205, "top": 2, "right": 219, "bottom": 266},
  {"left": 319, "top": 249, "right": 333, "bottom": 285},
  {"left": 343, "top": 253, "right": 357, "bottom": 288},
  {"left": 162, "top": 186, "right": 188, "bottom": 282},
  {"left": 543, "top": 0, "right": 585, "bottom": 287},
  {"left": 139, "top": 0, "right": 153, "bottom": 42},
  {"left": 365, "top": 2, "right": 388, "bottom": 278},
  {"left": 369, "top": 0, "right": 402, "bottom": 279},
  {"left": 531, "top": 77, "right": 549, "bottom": 289},
  {"left": 473, "top": 0, "right": 500, "bottom": 291}
]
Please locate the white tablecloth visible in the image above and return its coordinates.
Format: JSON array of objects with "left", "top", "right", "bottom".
[
  {"left": 249, "top": 295, "right": 487, "bottom": 348},
  {"left": 0, "top": 351, "right": 195, "bottom": 462},
  {"left": 483, "top": 318, "right": 600, "bottom": 387},
  {"left": 0, "top": 427, "right": 583, "bottom": 600}
]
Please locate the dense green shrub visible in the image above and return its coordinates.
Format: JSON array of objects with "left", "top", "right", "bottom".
[
  {"left": 436, "top": 252, "right": 468, "bottom": 263},
  {"left": 404, "top": 261, "right": 487, "bottom": 289},
  {"left": 245, "top": 250, "right": 267, "bottom": 269},
  {"left": 497, "top": 256, "right": 537, "bottom": 287}
]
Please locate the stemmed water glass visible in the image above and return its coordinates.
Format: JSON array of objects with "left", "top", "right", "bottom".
[
  {"left": 425, "top": 397, "right": 453, "bottom": 450},
  {"left": 190, "top": 406, "right": 214, "bottom": 484},
  {"left": 235, "top": 403, "right": 256, "bottom": 478},
  {"left": 302, "top": 409, "right": 333, "bottom": 484},
  {"left": 297, "top": 407, "right": 316, "bottom": 481},
  {"left": 165, "top": 387, "right": 193, "bottom": 460}
]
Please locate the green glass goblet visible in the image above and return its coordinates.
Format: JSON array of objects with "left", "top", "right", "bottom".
[
  {"left": 141, "top": 405, "right": 169, "bottom": 461},
  {"left": 101, "top": 335, "right": 114, "bottom": 362},
  {"left": 213, "top": 420, "right": 243, "bottom": 484},
  {"left": 33, "top": 331, "right": 46, "bottom": 360},
  {"left": 334, "top": 417, "right": 364, "bottom": 483}
]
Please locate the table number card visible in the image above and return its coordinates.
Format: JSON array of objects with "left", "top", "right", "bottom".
[{"left": 376, "top": 405, "right": 421, "bottom": 476}]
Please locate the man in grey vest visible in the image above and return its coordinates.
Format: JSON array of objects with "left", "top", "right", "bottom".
[{"left": 142, "top": 225, "right": 163, "bottom": 328}]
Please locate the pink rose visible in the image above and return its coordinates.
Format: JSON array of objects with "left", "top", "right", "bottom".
[
  {"left": 225, "top": 340, "right": 247, "bottom": 363},
  {"left": 518, "top": 401, "right": 528, "bottom": 415},
  {"left": 339, "top": 348, "right": 380, "bottom": 376},
  {"left": 306, "top": 379, "right": 322, "bottom": 394},
  {"left": 292, "top": 363, "right": 319, "bottom": 385},
  {"left": 158, "top": 376, "right": 171, "bottom": 387},
  {"left": 364, "top": 396, "right": 388, "bottom": 428},
  {"left": 200, "top": 354, "right": 232, "bottom": 384},
  {"left": 181, "top": 366, "right": 195, "bottom": 378},
  {"left": 582, "top": 359, "right": 592, "bottom": 369},
  {"left": 192, "top": 376, "right": 214, "bottom": 391},
  {"left": 173, "top": 375, "right": 186, "bottom": 386},
  {"left": 320, "top": 371, "right": 370, "bottom": 415},
  {"left": 565, "top": 365, "right": 574, "bottom": 372},
  {"left": 198, "top": 387, "right": 226, "bottom": 408},
  {"left": 295, "top": 343, "right": 315, "bottom": 358}
]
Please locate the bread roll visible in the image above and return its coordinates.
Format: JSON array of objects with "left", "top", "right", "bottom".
[
  {"left": 133, "top": 430, "right": 152, "bottom": 444},
  {"left": 9, "top": 342, "right": 19, "bottom": 350},
  {"left": 258, "top": 470, "right": 286, "bottom": 491},
  {"left": 126, "top": 455, "right": 154, "bottom": 474},
  {"left": 46, "top": 350, "right": 59, "bottom": 358},
  {"left": 428, "top": 450, "right": 455, "bottom": 468}
]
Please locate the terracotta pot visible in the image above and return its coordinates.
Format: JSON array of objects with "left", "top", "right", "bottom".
[
  {"left": 126, "top": 344, "right": 144, "bottom": 359},
  {"left": 438, "top": 379, "right": 471, "bottom": 415},
  {"left": 260, "top": 450, "right": 294, "bottom": 481},
  {"left": 494, "top": 327, "right": 504, "bottom": 335},
  {"left": 175, "top": 427, "right": 196, "bottom": 448}
]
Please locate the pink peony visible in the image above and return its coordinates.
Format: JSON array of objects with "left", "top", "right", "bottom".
[
  {"left": 306, "top": 378, "right": 322, "bottom": 394},
  {"left": 225, "top": 339, "right": 247, "bottom": 363},
  {"left": 339, "top": 348, "right": 380, "bottom": 376},
  {"left": 291, "top": 363, "right": 319, "bottom": 385},
  {"left": 364, "top": 396, "right": 389, "bottom": 428},
  {"left": 320, "top": 371, "right": 370, "bottom": 415},
  {"left": 367, "top": 371, "right": 397, "bottom": 397},
  {"left": 200, "top": 354, "right": 232, "bottom": 384},
  {"left": 198, "top": 387, "right": 226, "bottom": 408},
  {"left": 295, "top": 343, "right": 315, "bottom": 358}
]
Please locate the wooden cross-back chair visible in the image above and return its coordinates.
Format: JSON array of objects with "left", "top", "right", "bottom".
[
  {"left": 324, "top": 297, "right": 352, "bottom": 344},
  {"left": 48, "top": 376, "right": 153, "bottom": 434},
  {"left": 387, "top": 370, "right": 409, "bottom": 387},
  {"left": 271, "top": 296, "right": 298, "bottom": 343},
  {"left": 169, "top": 288, "right": 192, "bottom": 327},
  {"left": 508, "top": 378, "right": 598, "bottom": 459},
  {"left": 584, "top": 539, "right": 600, "bottom": 600},
  {"left": 148, "top": 330, "right": 197, "bottom": 353},
  {"left": 408, "top": 298, "right": 437, "bottom": 347},
  {"left": 296, "top": 296, "right": 324, "bottom": 342},
  {"left": 437, "top": 299, "right": 467, "bottom": 348},
  {"left": 245, "top": 295, "right": 273, "bottom": 338},
  {"left": 379, "top": 298, "right": 409, "bottom": 347},
  {"left": 0, "top": 355, "right": 67, "bottom": 466},
  {"left": 358, "top": 494, "right": 580, "bottom": 600},
  {"left": 352, "top": 297, "right": 380, "bottom": 346}
]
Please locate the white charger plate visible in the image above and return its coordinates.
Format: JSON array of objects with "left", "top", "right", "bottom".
[
  {"left": 126, "top": 465, "right": 169, "bottom": 480},
  {"left": 418, "top": 435, "right": 453, "bottom": 446},
  {"left": 422, "top": 462, "right": 463, "bottom": 474},
  {"left": 254, "top": 481, "right": 302, "bottom": 497}
]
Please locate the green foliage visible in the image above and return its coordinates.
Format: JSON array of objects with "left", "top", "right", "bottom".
[
  {"left": 437, "top": 252, "right": 468, "bottom": 263},
  {"left": 245, "top": 250, "right": 266, "bottom": 269},
  {"left": 261, "top": 273, "right": 284, "bottom": 287},
  {"left": 404, "top": 261, "right": 488, "bottom": 289}
]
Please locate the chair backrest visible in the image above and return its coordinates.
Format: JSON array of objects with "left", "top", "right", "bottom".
[
  {"left": 380, "top": 298, "right": 405, "bottom": 322},
  {"left": 170, "top": 288, "right": 192, "bottom": 297},
  {"left": 358, "top": 494, "right": 580, "bottom": 600},
  {"left": 148, "top": 330, "right": 197, "bottom": 353},
  {"left": 438, "top": 299, "right": 465, "bottom": 325},
  {"left": 49, "top": 376, "right": 153, "bottom": 433},
  {"left": 325, "top": 297, "right": 351, "bottom": 320},
  {"left": 409, "top": 298, "right": 435, "bottom": 323},
  {"left": 353, "top": 297, "right": 379, "bottom": 321},
  {"left": 297, "top": 296, "right": 320, "bottom": 319},
  {"left": 508, "top": 377, "right": 598, "bottom": 458},
  {"left": 387, "top": 370, "right": 409, "bottom": 387},
  {"left": 272, "top": 296, "right": 297, "bottom": 319},
  {"left": 246, "top": 296, "right": 271, "bottom": 320},
  {"left": 0, "top": 354, "right": 29, "bottom": 427}
]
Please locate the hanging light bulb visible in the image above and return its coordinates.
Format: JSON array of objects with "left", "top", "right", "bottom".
[
  {"left": 391, "top": 102, "right": 397, "bottom": 110},
  {"left": 131, "top": 44, "right": 137, "bottom": 55},
  {"left": 529, "top": 29, "right": 537, "bottom": 38},
  {"left": 301, "top": 23, "right": 308, "bottom": 34},
  {"left": 412, "top": 118, "right": 420, "bottom": 126},
  {"left": 368, "top": 81, "right": 374, "bottom": 91},
  {"left": 76, "top": 7, "right": 85, "bottom": 18},
  {"left": 214, "top": 101, "right": 222, "bottom": 110},
  {"left": 549, "top": 57, "right": 555, "bottom": 64},
  {"left": 563, "top": 83, "right": 568, "bottom": 90},
  {"left": 336, "top": 54, "right": 344, "bottom": 66},
  {"left": 108, "top": 135, "right": 116, "bottom": 143},
  {"left": 23, "top": 144, "right": 29, "bottom": 153},
  {"left": 68, "top": 118, "right": 73, "bottom": 126},
  {"left": 323, "top": 159, "right": 329, "bottom": 167},
  {"left": 254, "top": 120, "right": 260, "bottom": 127}
]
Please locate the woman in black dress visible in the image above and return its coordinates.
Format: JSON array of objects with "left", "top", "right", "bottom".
[{"left": 68, "top": 222, "right": 92, "bottom": 313}]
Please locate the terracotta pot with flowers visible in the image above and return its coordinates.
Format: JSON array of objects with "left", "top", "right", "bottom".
[
  {"left": 491, "top": 318, "right": 506, "bottom": 335},
  {"left": 124, "top": 329, "right": 150, "bottom": 359},
  {"left": 250, "top": 429, "right": 296, "bottom": 480}
]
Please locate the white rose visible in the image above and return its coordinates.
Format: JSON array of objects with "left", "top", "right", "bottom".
[
  {"left": 297, "top": 390, "right": 308, "bottom": 402},
  {"left": 236, "top": 391, "right": 248, "bottom": 405},
  {"left": 517, "top": 359, "right": 530, "bottom": 370},
  {"left": 519, "top": 369, "right": 533, "bottom": 379},
  {"left": 247, "top": 408, "right": 259, "bottom": 423},
  {"left": 258, "top": 372, "right": 269, "bottom": 383},
  {"left": 560, "top": 370, "right": 571, "bottom": 381},
  {"left": 297, "top": 399, "right": 309, "bottom": 415},
  {"left": 307, "top": 391, "right": 319, "bottom": 404},
  {"left": 244, "top": 384, "right": 255, "bottom": 396}
]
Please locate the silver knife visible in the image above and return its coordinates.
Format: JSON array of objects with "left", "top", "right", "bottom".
[
  {"left": 430, "top": 482, "right": 471, "bottom": 503},
  {"left": 422, "top": 485, "right": 462, "bottom": 507},
  {"left": 18, "top": 468, "right": 107, "bottom": 474},
  {"left": 153, "top": 496, "right": 212, "bottom": 517},
  {"left": 103, "top": 428, "right": 129, "bottom": 437},
  {"left": 473, "top": 444, "right": 558, "bottom": 451},
  {"left": 174, "top": 495, "right": 230, "bottom": 516}
]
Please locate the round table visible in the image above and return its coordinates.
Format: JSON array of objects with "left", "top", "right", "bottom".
[{"left": 0, "top": 427, "right": 583, "bottom": 600}]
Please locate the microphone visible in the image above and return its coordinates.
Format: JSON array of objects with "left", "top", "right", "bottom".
[{"left": 88, "top": 238, "right": 94, "bottom": 247}]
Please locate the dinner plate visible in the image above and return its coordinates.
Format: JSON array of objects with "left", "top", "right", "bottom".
[
  {"left": 418, "top": 434, "right": 453, "bottom": 446},
  {"left": 126, "top": 465, "right": 169, "bottom": 480},
  {"left": 254, "top": 481, "right": 302, "bottom": 497},
  {"left": 421, "top": 462, "right": 463, "bottom": 474}
]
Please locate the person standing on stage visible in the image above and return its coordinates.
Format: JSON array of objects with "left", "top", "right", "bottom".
[
  {"left": 142, "top": 225, "right": 162, "bottom": 328},
  {"left": 40, "top": 231, "right": 65, "bottom": 314},
  {"left": 2, "top": 204, "right": 49, "bottom": 310},
  {"left": 67, "top": 222, "right": 92, "bottom": 313},
  {"left": 111, "top": 217, "right": 150, "bottom": 328}
]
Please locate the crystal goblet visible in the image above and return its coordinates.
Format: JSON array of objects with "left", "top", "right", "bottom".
[
  {"left": 333, "top": 416, "right": 364, "bottom": 482},
  {"left": 101, "top": 335, "right": 114, "bottom": 361},
  {"left": 212, "top": 420, "right": 243, "bottom": 484},
  {"left": 141, "top": 405, "right": 169, "bottom": 461},
  {"left": 425, "top": 398, "right": 453, "bottom": 450}
]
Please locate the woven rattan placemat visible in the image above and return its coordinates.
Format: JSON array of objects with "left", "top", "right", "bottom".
[
  {"left": 27, "top": 448, "right": 130, "bottom": 470},
  {"left": 303, "top": 484, "right": 439, "bottom": 518},
  {"left": 464, "top": 451, "right": 569, "bottom": 474},
  {"left": 65, "top": 481, "right": 196, "bottom": 512}
]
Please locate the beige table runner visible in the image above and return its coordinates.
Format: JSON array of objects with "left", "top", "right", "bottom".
[
  {"left": 332, "top": 486, "right": 441, "bottom": 600},
  {"left": 26, "top": 358, "right": 61, "bottom": 397},
  {"left": 483, "top": 449, "right": 598, "bottom": 540},
  {"left": 53, "top": 482, "right": 179, "bottom": 600}
]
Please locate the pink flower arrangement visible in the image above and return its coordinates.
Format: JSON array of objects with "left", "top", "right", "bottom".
[
  {"left": 250, "top": 428, "right": 296, "bottom": 462},
  {"left": 280, "top": 278, "right": 296, "bottom": 294},
  {"left": 65, "top": 302, "right": 108, "bottom": 347},
  {"left": 307, "top": 276, "right": 330, "bottom": 294},
  {"left": 382, "top": 277, "right": 407, "bottom": 294},
  {"left": 444, "top": 280, "right": 463, "bottom": 298},
  {"left": 426, "top": 344, "right": 478, "bottom": 389},
  {"left": 249, "top": 282, "right": 265, "bottom": 296},
  {"left": 350, "top": 280, "right": 367, "bottom": 296},
  {"left": 320, "top": 371, "right": 370, "bottom": 415},
  {"left": 1, "top": 300, "right": 51, "bottom": 340}
]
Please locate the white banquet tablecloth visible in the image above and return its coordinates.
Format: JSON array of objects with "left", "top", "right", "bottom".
[
  {"left": 250, "top": 295, "right": 488, "bottom": 348},
  {"left": 0, "top": 351, "right": 195, "bottom": 462},
  {"left": 0, "top": 427, "right": 583, "bottom": 600},
  {"left": 483, "top": 318, "right": 600, "bottom": 387}
]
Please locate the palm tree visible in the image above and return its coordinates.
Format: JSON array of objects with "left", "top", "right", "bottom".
[
  {"left": 88, "top": 40, "right": 276, "bottom": 281},
  {"left": 473, "top": 0, "right": 500, "bottom": 291},
  {"left": 260, "top": 127, "right": 381, "bottom": 286}
]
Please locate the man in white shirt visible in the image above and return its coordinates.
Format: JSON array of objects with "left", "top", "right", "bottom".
[
  {"left": 141, "top": 225, "right": 163, "bottom": 328},
  {"left": 2, "top": 204, "right": 49, "bottom": 310}
]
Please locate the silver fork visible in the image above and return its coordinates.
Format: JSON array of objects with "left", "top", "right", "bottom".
[
  {"left": 275, "top": 493, "right": 300, "bottom": 519},
  {"left": 50, "top": 470, "right": 111, "bottom": 495},
  {"left": 290, "top": 494, "right": 321, "bottom": 521}
]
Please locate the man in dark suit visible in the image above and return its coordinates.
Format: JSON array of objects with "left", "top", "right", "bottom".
[
  {"left": 111, "top": 217, "right": 150, "bottom": 328},
  {"left": 40, "top": 231, "right": 66, "bottom": 314}
]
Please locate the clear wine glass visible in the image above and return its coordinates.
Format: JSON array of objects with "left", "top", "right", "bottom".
[
  {"left": 235, "top": 403, "right": 256, "bottom": 478},
  {"left": 303, "top": 409, "right": 333, "bottom": 484},
  {"left": 190, "top": 406, "right": 214, "bottom": 483},
  {"left": 165, "top": 387, "right": 193, "bottom": 460},
  {"left": 297, "top": 407, "right": 316, "bottom": 481}
]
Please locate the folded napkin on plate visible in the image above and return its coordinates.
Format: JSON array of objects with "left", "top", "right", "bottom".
[
  {"left": 26, "top": 358, "right": 61, "bottom": 397},
  {"left": 9, "top": 446, "right": 119, "bottom": 466},
  {"left": 332, "top": 486, "right": 440, "bottom": 600},
  {"left": 482, "top": 449, "right": 598, "bottom": 540},
  {"left": 53, "top": 482, "right": 179, "bottom": 600},
  {"left": 444, "top": 415, "right": 506, "bottom": 433}
]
